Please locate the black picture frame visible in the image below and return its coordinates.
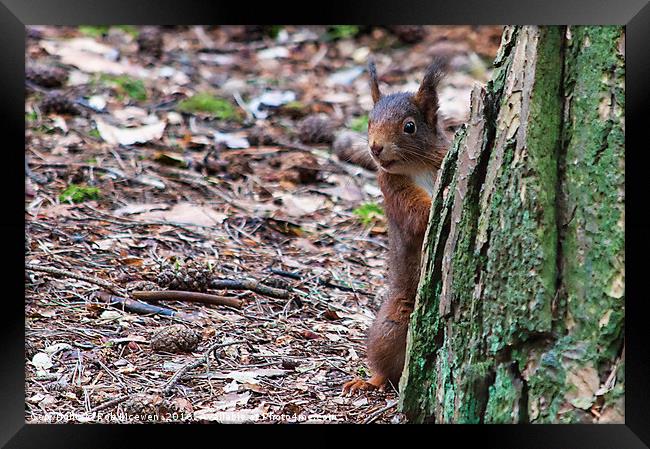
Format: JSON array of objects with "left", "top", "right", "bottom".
[{"left": 4, "top": 0, "right": 648, "bottom": 446}]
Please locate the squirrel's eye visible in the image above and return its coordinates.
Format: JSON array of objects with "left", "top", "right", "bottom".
[{"left": 403, "top": 121, "right": 416, "bottom": 134}]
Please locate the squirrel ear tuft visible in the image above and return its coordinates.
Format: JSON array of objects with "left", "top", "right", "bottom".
[
  {"left": 414, "top": 58, "right": 447, "bottom": 126},
  {"left": 368, "top": 60, "right": 382, "bottom": 104}
]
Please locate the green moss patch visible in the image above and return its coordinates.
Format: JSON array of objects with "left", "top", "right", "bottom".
[
  {"left": 327, "top": 25, "right": 361, "bottom": 40},
  {"left": 101, "top": 75, "right": 147, "bottom": 102},
  {"left": 353, "top": 202, "right": 383, "bottom": 225},
  {"left": 59, "top": 184, "right": 101, "bottom": 203},
  {"left": 79, "top": 25, "right": 139, "bottom": 38},
  {"left": 349, "top": 114, "right": 368, "bottom": 133},
  {"left": 177, "top": 93, "right": 241, "bottom": 121}
]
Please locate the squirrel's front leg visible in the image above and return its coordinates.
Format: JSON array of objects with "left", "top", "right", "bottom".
[{"left": 378, "top": 172, "right": 432, "bottom": 238}]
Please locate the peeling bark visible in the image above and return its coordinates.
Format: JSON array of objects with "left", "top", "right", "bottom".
[{"left": 399, "top": 25, "right": 625, "bottom": 424}]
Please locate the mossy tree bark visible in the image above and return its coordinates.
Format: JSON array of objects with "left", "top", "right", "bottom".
[{"left": 399, "top": 25, "right": 625, "bottom": 424}]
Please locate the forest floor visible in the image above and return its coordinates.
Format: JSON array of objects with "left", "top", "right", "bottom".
[{"left": 25, "top": 25, "right": 502, "bottom": 424}]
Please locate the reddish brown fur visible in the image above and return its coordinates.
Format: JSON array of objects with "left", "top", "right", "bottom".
[
  {"left": 367, "top": 172, "right": 432, "bottom": 384},
  {"left": 343, "top": 59, "right": 449, "bottom": 395}
]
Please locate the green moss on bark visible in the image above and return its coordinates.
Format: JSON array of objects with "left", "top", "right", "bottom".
[{"left": 400, "top": 26, "right": 624, "bottom": 424}]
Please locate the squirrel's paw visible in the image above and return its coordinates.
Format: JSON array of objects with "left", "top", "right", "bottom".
[{"left": 342, "top": 375, "right": 386, "bottom": 396}]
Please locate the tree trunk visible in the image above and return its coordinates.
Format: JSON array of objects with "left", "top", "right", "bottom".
[{"left": 399, "top": 25, "right": 625, "bottom": 424}]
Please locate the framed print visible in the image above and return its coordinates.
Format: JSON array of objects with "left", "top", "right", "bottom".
[{"left": 3, "top": 0, "right": 648, "bottom": 446}]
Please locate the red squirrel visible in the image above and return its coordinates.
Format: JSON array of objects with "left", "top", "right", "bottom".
[{"left": 343, "top": 60, "right": 450, "bottom": 395}]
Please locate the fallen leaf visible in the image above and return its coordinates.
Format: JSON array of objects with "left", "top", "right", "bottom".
[
  {"left": 198, "top": 368, "right": 289, "bottom": 384},
  {"left": 223, "top": 379, "right": 240, "bottom": 393},
  {"left": 36, "top": 309, "right": 57, "bottom": 318},
  {"left": 41, "top": 38, "right": 148, "bottom": 77},
  {"left": 352, "top": 397, "right": 368, "bottom": 407},
  {"left": 213, "top": 391, "right": 251, "bottom": 410},
  {"left": 257, "top": 47, "right": 290, "bottom": 60},
  {"left": 133, "top": 174, "right": 166, "bottom": 190},
  {"left": 321, "top": 92, "right": 355, "bottom": 104},
  {"left": 320, "top": 184, "right": 364, "bottom": 202},
  {"left": 152, "top": 151, "right": 188, "bottom": 168},
  {"left": 111, "top": 106, "right": 149, "bottom": 123},
  {"left": 119, "top": 256, "right": 144, "bottom": 267},
  {"left": 88, "top": 95, "right": 107, "bottom": 111},
  {"left": 213, "top": 131, "right": 250, "bottom": 149},
  {"left": 99, "top": 310, "right": 123, "bottom": 321},
  {"left": 132, "top": 202, "right": 227, "bottom": 227},
  {"left": 248, "top": 91, "right": 296, "bottom": 119},
  {"left": 31, "top": 353, "right": 53, "bottom": 370},
  {"left": 27, "top": 393, "right": 46, "bottom": 404},
  {"left": 43, "top": 343, "right": 73, "bottom": 354},
  {"left": 279, "top": 193, "right": 326, "bottom": 217},
  {"left": 95, "top": 117, "right": 166, "bottom": 146},
  {"left": 328, "top": 66, "right": 364, "bottom": 86},
  {"left": 323, "top": 309, "right": 341, "bottom": 320},
  {"left": 300, "top": 330, "right": 321, "bottom": 340}
]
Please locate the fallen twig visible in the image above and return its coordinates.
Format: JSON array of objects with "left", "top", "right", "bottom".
[
  {"left": 363, "top": 400, "right": 398, "bottom": 424},
  {"left": 89, "top": 393, "right": 131, "bottom": 413},
  {"left": 93, "top": 291, "right": 197, "bottom": 321},
  {"left": 132, "top": 290, "right": 243, "bottom": 309},
  {"left": 269, "top": 268, "right": 372, "bottom": 297},
  {"left": 27, "top": 161, "right": 163, "bottom": 190},
  {"left": 26, "top": 263, "right": 121, "bottom": 294},
  {"left": 210, "top": 279, "right": 289, "bottom": 299},
  {"left": 163, "top": 340, "right": 245, "bottom": 395}
]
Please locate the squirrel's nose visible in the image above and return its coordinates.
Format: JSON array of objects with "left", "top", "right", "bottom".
[{"left": 370, "top": 143, "right": 383, "bottom": 157}]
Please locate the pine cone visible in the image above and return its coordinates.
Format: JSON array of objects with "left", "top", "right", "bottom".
[
  {"left": 125, "top": 280, "right": 159, "bottom": 293},
  {"left": 40, "top": 91, "right": 79, "bottom": 115},
  {"left": 26, "top": 65, "right": 67, "bottom": 88},
  {"left": 268, "top": 151, "right": 320, "bottom": 184},
  {"left": 386, "top": 25, "right": 427, "bottom": 44},
  {"left": 137, "top": 27, "right": 163, "bottom": 59},
  {"left": 297, "top": 115, "right": 335, "bottom": 144},
  {"left": 247, "top": 127, "right": 275, "bottom": 146},
  {"left": 121, "top": 394, "right": 164, "bottom": 419},
  {"left": 150, "top": 325, "right": 201, "bottom": 353},
  {"left": 156, "top": 260, "right": 214, "bottom": 292},
  {"left": 25, "top": 340, "right": 36, "bottom": 360}
]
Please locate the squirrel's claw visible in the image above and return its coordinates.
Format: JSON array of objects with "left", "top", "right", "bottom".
[{"left": 342, "top": 375, "right": 387, "bottom": 396}]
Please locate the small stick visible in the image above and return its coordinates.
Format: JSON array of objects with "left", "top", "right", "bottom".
[
  {"left": 210, "top": 279, "right": 289, "bottom": 299},
  {"left": 163, "top": 340, "right": 244, "bottom": 395},
  {"left": 26, "top": 263, "right": 120, "bottom": 294},
  {"left": 27, "top": 161, "right": 127, "bottom": 180},
  {"left": 89, "top": 393, "right": 131, "bottom": 413},
  {"left": 132, "top": 290, "right": 243, "bottom": 309},
  {"left": 268, "top": 268, "right": 302, "bottom": 280},
  {"left": 93, "top": 291, "right": 196, "bottom": 321},
  {"left": 363, "top": 400, "right": 398, "bottom": 424},
  {"left": 269, "top": 268, "right": 372, "bottom": 297}
]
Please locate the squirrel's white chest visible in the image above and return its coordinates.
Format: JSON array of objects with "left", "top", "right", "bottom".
[{"left": 411, "top": 171, "right": 436, "bottom": 198}]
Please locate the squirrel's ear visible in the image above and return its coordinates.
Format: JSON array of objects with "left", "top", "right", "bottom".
[
  {"left": 414, "top": 59, "right": 445, "bottom": 126},
  {"left": 368, "top": 60, "right": 382, "bottom": 104}
]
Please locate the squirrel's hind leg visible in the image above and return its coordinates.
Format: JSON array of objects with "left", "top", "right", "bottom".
[{"left": 342, "top": 374, "right": 387, "bottom": 396}]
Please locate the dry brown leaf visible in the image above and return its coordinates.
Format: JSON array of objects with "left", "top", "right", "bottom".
[
  {"left": 41, "top": 38, "right": 149, "bottom": 77},
  {"left": 130, "top": 202, "right": 227, "bottom": 227},
  {"left": 95, "top": 117, "right": 166, "bottom": 146},
  {"left": 278, "top": 193, "right": 326, "bottom": 217},
  {"left": 199, "top": 369, "right": 289, "bottom": 384}
]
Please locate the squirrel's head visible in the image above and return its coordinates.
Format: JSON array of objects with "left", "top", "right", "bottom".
[{"left": 366, "top": 59, "right": 449, "bottom": 174}]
